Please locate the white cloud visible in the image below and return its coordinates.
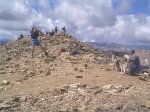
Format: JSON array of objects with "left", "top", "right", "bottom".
[
  {"left": 118, "top": 0, "right": 133, "bottom": 13},
  {"left": 0, "top": 0, "right": 150, "bottom": 46},
  {"left": 54, "top": 0, "right": 116, "bottom": 27},
  {"left": 75, "top": 14, "right": 150, "bottom": 45},
  {"left": 0, "top": 0, "right": 55, "bottom": 39}
]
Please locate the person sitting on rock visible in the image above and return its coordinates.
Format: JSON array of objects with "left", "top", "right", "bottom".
[
  {"left": 30, "top": 27, "right": 48, "bottom": 57},
  {"left": 128, "top": 50, "right": 141, "bottom": 75},
  {"left": 50, "top": 29, "right": 55, "bottom": 36}
]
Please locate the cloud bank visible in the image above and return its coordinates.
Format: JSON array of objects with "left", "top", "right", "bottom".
[{"left": 0, "top": 0, "right": 150, "bottom": 45}]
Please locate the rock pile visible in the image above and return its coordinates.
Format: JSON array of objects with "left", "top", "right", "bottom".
[
  {"left": 0, "top": 33, "right": 110, "bottom": 81},
  {"left": 0, "top": 33, "right": 150, "bottom": 112},
  {"left": 0, "top": 83, "right": 149, "bottom": 112}
]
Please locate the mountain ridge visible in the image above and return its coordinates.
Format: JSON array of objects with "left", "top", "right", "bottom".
[{"left": 0, "top": 33, "right": 149, "bottom": 112}]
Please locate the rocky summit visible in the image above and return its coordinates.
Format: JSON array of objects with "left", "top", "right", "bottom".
[{"left": 0, "top": 33, "right": 150, "bottom": 112}]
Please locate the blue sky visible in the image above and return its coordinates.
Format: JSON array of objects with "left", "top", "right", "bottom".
[
  {"left": 113, "top": 0, "right": 150, "bottom": 15},
  {"left": 0, "top": 0, "right": 150, "bottom": 45},
  {"left": 131, "top": 0, "right": 150, "bottom": 14}
]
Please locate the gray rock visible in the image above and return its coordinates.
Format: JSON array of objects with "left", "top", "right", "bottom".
[
  {"left": 102, "top": 84, "right": 113, "bottom": 90},
  {"left": 0, "top": 71, "right": 6, "bottom": 74},
  {"left": 138, "top": 76, "right": 147, "bottom": 81},
  {"left": 2, "top": 80, "right": 10, "bottom": 85},
  {"left": 0, "top": 87, "right": 4, "bottom": 92},
  {"left": 79, "top": 105, "right": 87, "bottom": 111},
  {"left": 0, "top": 103, "right": 11, "bottom": 110},
  {"left": 72, "top": 108, "right": 79, "bottom": 112},
  {"left": 94, "top": 107, "right": 102, "bottom": 112},
  {"left": 5, "top": 57, "right": 12, "bottom": 61},
  {"left": 20, "top": 96, "right": 28, "bottom": 102},
  {"left": 105, "top": 68, "right": 111, "bottom": 71},
  {"left": 88, "top": 85, "right": 99, "bottom": 89},
  {"left": 76, "top": 75, "right": 83, "bottom": 78},
  {"left": 93, "top": 88, "right": 102, "bottom": 95},
  {"left": 77, "top": 88, "right": 86, "bottom": 94},
  {"left": 84, "top": 64, "right": 88, "bottom": 68},
  {"left": 12, "top": 96, "right": 21, "bottom": 102},
  {"left": 142, "top": 101, "right": 150, "bottom": 109}
]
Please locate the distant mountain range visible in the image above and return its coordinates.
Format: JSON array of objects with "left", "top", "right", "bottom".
[
  {"left": 86, "top": 42, "right": 129, "bottom": 52},
  {"left": 125, "top": 44, "right": 150, "bottom": 50},
  {"left": 1, "top": 38, "right": 150, "bottom": 50},
  {"left": 86, "top": 42, "right": 129, "bottom": 57},
  {"left": 0, "top": 39, "right": 12, "bottom": 46},
  {"left": 86, "top": 42, "right": 150, "bottom": 51}
]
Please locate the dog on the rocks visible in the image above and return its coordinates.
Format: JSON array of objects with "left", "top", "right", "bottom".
[{"left": 119, "top": 55, "right": 130, "bottom": 75}]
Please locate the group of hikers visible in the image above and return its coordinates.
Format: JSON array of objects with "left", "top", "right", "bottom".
[
  {"left": 46, "top": 26, "right": 66, "bottom": 36},
  {"left": 25, "top": 25, "right": 142, "bottom": 76},
  {"left": 19, "top": 26, "right": 66, "bottom": 40},
  {"left": 111, "top": 50, "right": 141, "bottom": 76}
]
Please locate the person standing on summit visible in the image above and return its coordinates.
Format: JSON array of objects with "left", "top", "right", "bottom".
[
  {"left": 54, "top": 27, "right": 58, "bottom": 35},
  {"left": 61, "top": 26, "right": 66, "bottom": 34},
  {"left": 30, "top": 27, "right": 48, "bottom": 57}
]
